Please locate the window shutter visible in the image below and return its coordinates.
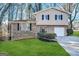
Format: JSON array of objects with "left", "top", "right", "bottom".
[
  {"left": 61, "top": 15, "right": 63, "bottom": 20},
  {"left": 47, "top": 15, "right": 49, "bottom": 20},
  {"left": 42, "top": 15, "right": 44, "bottom": 20},
  {"left": 55, "top": 15, "right": 57, "bottom": 20}
]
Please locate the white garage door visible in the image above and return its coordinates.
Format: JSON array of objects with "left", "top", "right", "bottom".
[{"left": 54, "top": 27, "right": 65, "bottom": 36}]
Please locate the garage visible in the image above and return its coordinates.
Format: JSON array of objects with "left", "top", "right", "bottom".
[{"left": 54, "top": 27, "right": 65, "bottom": 36}]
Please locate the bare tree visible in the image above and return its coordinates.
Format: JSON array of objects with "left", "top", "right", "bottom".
[
  {"left": 20, "top": 3, "right": 25, "bottom": 20},
  {"left": 27, "top": 3, "right": 32, "bottom": 19},
  {"left": 0, "top": 3, "right": 11, "bottom": 25},
  {"left": 35, "top": 3, "right": 42, "bottom": 12},
  {"left": 8, "top": 3, "right": 15, "bottom": 21},
  {"left": 15, "top": 4, "right": 19, "bottom": 20},
  {"left": 61, "top": 3, "right": 79, "bottom": 29}
]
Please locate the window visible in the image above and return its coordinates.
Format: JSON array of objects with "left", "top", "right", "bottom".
[
  {"left": 42, "top": 14, "right": 49, "bottom": 20},
  {"left": 59, "top": 15, "right": 61, "bottom": 20},
  {"left": 46, "top": 15, "right": 49, "bottom": 20},
  {"left": 30, "top": 23, "right": 32, "bottom": 31},
  {"left": 42, "top": 15, "right": 44, "bottom": 20},
  {"left": 17, "top": 23, "right": 19, "bottom": 31},
  {"left": 55, "top": 15, "right": 57, "bottom": 20},
  {"left": 59, "top": 15, "right": 63, "bottom": 20},
  {"left": 55, "top": 14, "right": 63, "bottom": 20},
  {"left": 21, "top": 23, "right": 28, "bottom": 31},
  {"left": 41, "top": 29, "right": 45, "bottom": 32},
  {"left": 40, "top": 28, "right": 46, "bottom": 33}
]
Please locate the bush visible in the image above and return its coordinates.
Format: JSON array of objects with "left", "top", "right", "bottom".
[
  {"left": 66, "top": 29, "right": 73, "bottom": 36},
  {"left": 37, "top": 32, "right": 57, "bottom": 42},
  {"left": 45, "top": 33, "right": 57, "bottom": 39}
]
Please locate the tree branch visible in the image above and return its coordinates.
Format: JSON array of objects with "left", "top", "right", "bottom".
[
  {"left": 0, "top": 3, "right": 11, "bottom": 24},
  {"left": 71, "top": 4, "right": 78, "bottom": 22}
]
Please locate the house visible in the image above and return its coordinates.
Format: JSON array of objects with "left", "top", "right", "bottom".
[
  {"left": 33, "top": 8, "right": 70, "bottom": 36},
  {"left": 2, "top": 8, "right": 70, "bottom": 40},
  {"left": 8, "top": 19, "right": 36, "bottom": 40}
]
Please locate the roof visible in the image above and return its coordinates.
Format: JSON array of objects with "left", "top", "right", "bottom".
[
  {"left": 33, "top": 7, "right": 71, "bottom": 15},
  {"left": 8, "top": 19, "right": 36, "bottom": 24}
]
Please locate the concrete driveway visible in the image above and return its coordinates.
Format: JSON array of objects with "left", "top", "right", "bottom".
[{"left": 56, "top": 36, "right": 79, "bottom": 56}]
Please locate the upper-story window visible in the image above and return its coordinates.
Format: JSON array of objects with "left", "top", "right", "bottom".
[
  {"left": 59, "top": 15, "right": 63, "bottom": 20},
  {"left": 42, "top": 14, "right": 49, "bottom": 20},
  {"left": 55, "top": 14, "right": 63, "bottom": 20},
  {"left": 46, "top": 15, "right": 49, "bottom": 20}
]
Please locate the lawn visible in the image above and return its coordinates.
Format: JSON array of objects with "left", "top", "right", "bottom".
[
  {"left": 0, "top": 38, "right": 69, "bottom": 56},
  {"left": 73, "top": 31, "right": 79, "bottom": 36}
]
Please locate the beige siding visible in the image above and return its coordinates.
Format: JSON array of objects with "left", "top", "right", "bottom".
[
  {"left": 36, "top": 25, "right": 68, "bottom": 36},
  {"left": 35, "top": 9, "right": 69, "bottom": 25},
  {"left": 36, "top": 25, "right": 54, "bottom": 33}
]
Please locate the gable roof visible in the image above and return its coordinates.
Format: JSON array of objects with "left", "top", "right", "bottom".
[{"left": 33, "top": 7, "right": 71, "bottom": 15}]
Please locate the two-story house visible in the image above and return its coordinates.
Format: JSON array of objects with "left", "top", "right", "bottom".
[
  {"left": 33, "top": 8, "right": 70, "bottom": 36},
  {"left": 3, "top": 8, "right": 70, "bottom": 40}
]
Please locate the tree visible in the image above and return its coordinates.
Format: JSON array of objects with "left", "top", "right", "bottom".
[
  {"left": 27, "top": 3, "right": 33, "bottom": 19},
  {"left": 62, "top": 3, "right": 79, "bottom": 29},
  {"left": 0, "top": 3, "right": 11, "bottom": 25},
  {"left": 19, "top": 3, "right": 25, "bottom": 20},
  {"left": 8, "top": 3, "right": 15, "bottom": 21},
  {"left": 15, "top": 4, "right": 19, "bottom": 20},
  {"left": 35, "top": 3, "right": 42, "bottom": 12}
]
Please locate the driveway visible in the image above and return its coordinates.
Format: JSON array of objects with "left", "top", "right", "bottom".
[{"left": 56, "top": 36, "right": 79, "bottom": 56}]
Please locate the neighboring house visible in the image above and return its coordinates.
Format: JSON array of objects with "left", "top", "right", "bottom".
[{"left": 1, "top": 8, "right": 70, "bottom": 40}]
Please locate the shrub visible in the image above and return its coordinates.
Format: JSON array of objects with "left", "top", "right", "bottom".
[
  {"left": 66, "top": 29, "right": 73, "bottom": 36},
  {"left": 37, "top": 32, "right": 57, "bottom": 42},
  {"left": 45, "top": 33, "right": 57, "bottom": 39}
]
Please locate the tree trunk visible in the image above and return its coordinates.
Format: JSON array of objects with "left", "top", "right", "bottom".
[
  {"left": 69, "top": 14, "right": 73, "bottom": 29},
  {"left": 20, "top": 4, "right": 23, "bottom": 20},
  {"left": 70, "top": 21, "right": 73, "bottom": 29}
]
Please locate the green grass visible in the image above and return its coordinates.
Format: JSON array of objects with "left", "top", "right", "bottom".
[
  {"left": 73, "top": 31, "right": 79, "bottom": 36},
  {"left": 0, "top": 39, "right": 69, "bottom": 56}
]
